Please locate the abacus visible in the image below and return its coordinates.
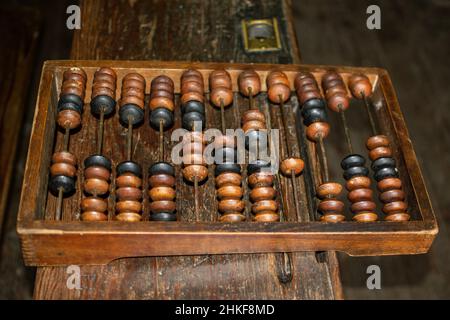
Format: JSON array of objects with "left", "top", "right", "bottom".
[{"left": 17, "top": 61, "right": 437, "bottom": 266}]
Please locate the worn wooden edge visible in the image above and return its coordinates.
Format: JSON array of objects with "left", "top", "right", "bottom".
[{"left": 17, "top": 60, "right": 438, "bottom": 267}]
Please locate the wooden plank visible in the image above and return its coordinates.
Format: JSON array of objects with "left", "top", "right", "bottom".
[{"left": 34, "top": 0, "right": 342, "bottom": 299}]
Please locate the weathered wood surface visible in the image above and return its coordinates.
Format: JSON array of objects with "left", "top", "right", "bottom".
[{"left": 34, "top": 0, "right": 342, "bottom": 299}]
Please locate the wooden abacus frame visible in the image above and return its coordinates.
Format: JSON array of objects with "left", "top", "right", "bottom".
[{"left": 17, "top": 60, "right": 437, "bottom": 266}]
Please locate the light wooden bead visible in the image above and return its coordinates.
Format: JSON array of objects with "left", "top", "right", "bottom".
[
  {"left": 347, "top": 188, "right": 373, "bottom": 202},
  {"left": 316, "top": 182, "right": 342, "bottom": 199},
  {"left": 254, "top": 211, "right": 279, "bottom": 222},
  {"left": 242, "top": 110, "right": 266, "bottom": 123},
  {"left": 280, "top": 157, "right": 304, "bottom": 176},
  {"left": 57, "top": 109, "right": 81, "bottom": 129},
  {"left": 353, "top": 212, "right": 378, "bottom": 222},
  {"left": 268, "top": 83, "right": 290, "bottom": 103},
  {"left": 248, "top": 172, "right": 274, "bottom": 188},
  {"left": 215, "top": 172, "right": 241, "bottom": 188},
  {"left": 84, "top": 166, "right": 110, "bottom": 180},
  {"left": 369, "top": 147, "right": 392, "bottom": 161},
  {"left": 249, "top": 187, "right": 276, "bottom": 202},
  {"left": 382, "top": 201, "right": 407, "bottom": 215},
  {"left": 242, "top": 120, "right": 265, "bottom": 133},
  {"left": 50, "top": 162, "right": 76, "bottom": 177},
  {"left": 149, "top": 187, "right": 176, "bottom": 201},
  {"left": 149, "top": 200, "right": 176, "bottom": 213},
  {"left": 211, "top": 87, "right": 233, "bottom": 107},
  {"left": 116, "top": 174, "right": 142, "bottom": 188},
  {"left": 81, "top": 211, "right": 108, "bottom": 221},
  {"left": 116, "top": 200, "right": 142, "bottom": 213},
  {"left": 181, "top": 92, "right": 204, "bottom": 104},
  {"left": 320, "top": 213, "right": 346, "bottom": 223},
  {"left": 318, "top": 199, "right": 344, "bottom": 213},
  {"left": 149, "top": 97, "right": 175, "bottom": 111},
  {"left": 351, "top": 200, "right": 376, "bottom": 213},
  {"left": 217, "top": 185, "right": 243, "bottom": 200},
  {"left": 348, "top": 74, "right": 372, "bottom": 99},
  {"left": 251, "top": 200, "right": 278, "bottom": 214},
  {"left": 218, "top": 199, "right": 245, "bottom": 213},
  {"left": 326, "top": 93, "right": 349, "bottom": 112},
  {"left": 81, "top": 197, "right": 107, "bottom": 212},
  {"left": 182, "top": 165, "right": 209, "bottom": 182},
  {"left": 377, "top": 177, "right": 402, "bottom": 192},
  {"left": 385, "top": 213, "right": 410, "bottom": 222},
  {"left": 149, "top": 174, "right": 176, "bottom": 187},
  {"left": 116, "top": 187, "right": 142, "bottom": 200},
  {"left": 84, "top": 178, "right": 109, "bottom": 195},
  {"left": 219, "top": 213, "right": 246, "bottom": 222},
  {"left": 116, "top": 212, "right": 142, "bottom": 222},
  {"left": 52, "top": 151, "right": 77, "bottom": 166},
  {"left": 366, "top": 135, "right": 389, "bottom": 150},
  {"left": 306, "top": 121, "right": 330, "bottom": 141},
  {"left": 238, "top": 69, "right": 261, "bottom": 96},
  {"left": 380, "top": 189, "right": 405, "bottom": 203},
  {"left": 346, "top": 176, "right": 371, "bottom": 191}
]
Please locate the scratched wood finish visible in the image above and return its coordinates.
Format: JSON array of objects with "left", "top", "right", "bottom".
[{"left": 33, "top": 0, "right": 335, "bottom": 299}]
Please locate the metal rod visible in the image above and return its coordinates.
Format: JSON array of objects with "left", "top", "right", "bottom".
[
  {"left": 291, "top": 170, "right": 301, "bottom": 221},
  {"left": 248, "top": 87, "right": 254, "bottom": 110},
  {"left": 194, "top": 176, "right": 199, "bottom": 220},
  {"left": 338, "top": 106, "right": 353, "bottom": 154},
  {"left": 278, "top": 95, "right": 292, "bottom": 157},
  {"left": 220, "top": 98, "right": 226, "bottom": 134},
  {"left": 63, "top": 126, "right": 70, "bottom": 151},
  {"left": 318, "top": 136, "right": 329, "bottom": 182},
  {"left": 127, "top": 116, "right": 133, "bottom": 161},
  {"left": 159, "top": 119, "right": 164, "bottom": 162},
  {"left": 55, "top": 187, "right": 63, "bottom": 221},
  {"left": 362, "top": 92, "right": 378, "bottom": 136},
  {"left": 97, "top": 108, "right": 105, "bottom": 155}
]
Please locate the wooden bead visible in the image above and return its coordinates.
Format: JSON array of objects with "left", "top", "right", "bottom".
[
  {"left": 325, "top": 93, "right": 349, "bottom": 112},
  {"left": 149, "top": 174, "right": 176, "bottom": 187},
  {"left": 316, "top": 182, "right": 342, "bottom": 199},
  {"left": 348, "top": 188, "right": 373, "bottom": 202},
  {"left": 217, "top": 185, "right": 243, "bottom": 199},
  {"left": 218, "top": 199, "right": 245, "bottom": 213},
  {"left": 215, "top": 172, "right": 241, "bottom": 188},
  {"left": 149, "top": 96, "right": 175, "bottom": 111},
  {"left": 116, "top": 187, "right": 142, "bottom": 200},
  {"left": 353, "top": 212, "right": 378, "bottom": 222},
  {"left": 84, "top": 166, "right": 110, "bottom": 180},
  {"left": 251, "top": 200, "right": 278, "bottom": 214},
  {"left": 298, "top": 89, "right": 321, "bottom": 104},
  {"left": 238, "top": 70, "right": 261, "bottom": 96},
  {"left": 242, "top": 120, "right": 265, "bottom": 133},
  {"left": 81, "top": 197, "right": 107, "bottom": 212},
  {"left": 348, "top": 74, "right": 372, "bottom": 99},
  {"left": 318, "top": 199, "right": 344, "bottom": 213},
  {"left": 377, "top": 177, "right": 402, "bottom": 192},
  {"left": 116, "top": 212, "right": 142, "bottom": 222},
  {"left": 305, "top": 121, "right": 330, "bottom": 141},
  {"left": 280, "top": 157, "right": 304, "bottom": 176},
  {"left": 181, "top": 92, "right": 204, "bottom": 104},
  {"left": 52, "top": 151, "right": 77, "bottom": 166},
  {"left": 219, "top": 213, "right": 246, "bottom": 222},
  {"left": 182, "top": 165, "right": 209, "bottom": 182},
  {"left": 346, "top": 176, "right": 371, "bottom": 191},
  {"left": 210, "top": 87, "right": 233, "bottom": 107},
  {"left": 63, "top": 67, "right": 87, "bottom": 82},
  {"left": 249, "top": 187, "right": 276, "bottom": 202},
  {"left": 149, "top": 200, "right": 176, "bottom": 213},
  {"left": 116, "top": 200, "right": 142, "bottom": 213},
  {"left": 50, "top": 162, "right": 76, "bottom": 177},
  {"left": 351, "top": 200, "right": 376, "bottom": 213},
  {"left": 248, "top": 172, "right": 274, "bottom": 188},
  {"left": 149, "top": 187, "right": 176, "bottom": 201},
  {"left": 268, "top": 83, "right": 290, "bottom": 103},
  {"left": 254, "top": 211, "right": 279, "bottom": 222},
  {"left": 366, "top": 135, "right": 389, "bottom": 150},
  {"left": 209, "top": 70, "right": 232, "bottom": 88},
  {"left": 81, "top": 211, "right": 108, "bottom": 221},
  {"left": 382, "top": 201, "right": 407, "bottom": 215},
  {"left": 385, "top": 213, "right": 410, "bottom": 222},
  {"left": 57, "top": 109, "right": 81, "bottom": 129},
  {"left": 242, "top": 110, "right": 266, "bottom": 123},
  {"left": 320, "top": 213, "right": 346, "bottom": 223},
  {"left": 84, "top": 178, "right": 109, "bottom": 195},
  {"left": 116, "top": 174, "right": 142, "bottom": 188},
  {"left": 380, "top": 189, "right": 405, "bottom": 203},
  {"left": 369, "top": 146, "right": 392, "bottom": 161}
]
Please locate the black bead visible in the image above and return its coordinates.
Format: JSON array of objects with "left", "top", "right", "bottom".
[
  {"left": 372, "top": 157, "right": 396, "bottom": 172},
  {"left": 84, "top": 154, "right": 112, "bottom": 171},
  {"left": 341, "top": 154, "right": 366, "bottom": 170},
  {"left": 90, "top": 95, "right": 116, "bottom": 116},
  {"left": 149, "top": 161, "right": 175, "bottom": 176},
  {"left": 58, "top": 94, "right": 84, "bottom": 113},
  {"left": 49, "top": 175, "right": 75, "bottom": 195},
  {"left": 181, "top": 100, "right": 205, "bottom": 115},
  {"left": 247, "top": 159, "right": 271, "bottom": 175},
  {"left": 117, "top": 161, "right": 142, "bottom": 177},
  {"left": 245, "top": 130, "right": 268, "bottom": 150},
  {"left": 151, "top": 212, "right": 177, "bottom": 221},
  {"left": 214, "top": 163, "right": 241, "bottom": 176},
  {"left": 302, "top": 107, "right": 328, "bottom": 126},
  {"left": 343, "top": 166, "right": 369, "bottom": 180},
  {"left": 214, "top": 147, "right": 236, "bottom": 164},
  {"left": 182, "top": 111, "right": 205, "bottom": 131},
  {"left": 150, "top": 107, "right": 174, "bottom": 130},
  {"left": 374, "top": 167, "right": 399, "bottom": 182},
  {"left": 119, "top": 104, "right": 144, "bottom": 126},
  {"left": 302, "top": 98, "right": 325, "bottom": 111}
]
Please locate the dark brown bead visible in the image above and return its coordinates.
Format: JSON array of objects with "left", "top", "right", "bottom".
[
  {"left": 209, "top": 70, "right": 232, "bottom": 88},
  {"left": 316, "top": 182, "right": 342, "bottom": 199},
  {"left": 84, "top": 166, "right": 110, "bottom": 180},
  {"left": 149, "top": 187, "right": 176, "bottom": 201},
  {"left": 116, "top": 187, "right": 142, "bottom": 200},
  {"left": 351, "top": 200, "right": 376, "bottom": 213},
  {"left": 52, "top": 151, "right": 77, "bottom": 166},
  {"left": 215, "top": 172, "right": 241, "bottom": 188},
  {"left": 219, "top": 213, "right": 246, "bottom": 222},
  {"left": 149, "top": 200, "right": 176, "bottom": 213},
  {"left": 382, "top": 201, "right": 407, "bottom": 215},
  {"left": 210, "top": 87, "right": 233, "bottom": 107},
  {"left": 267, "top": 83, "right": 290, "bottom": 103},
  {"left": 81, "top": 197, "right": 107, "bottom": 212},
  {"left": 84, "top": 178, "right": 109, "bottom": 195},
  {"left": 242, "top": 120, "right": 265, "bottom": 133},
  {"left": 347, "top": 188, "right": 373, "bottom": 202},
  {"left": 298, "top": 90, "right": 322, "bottom": 104},
  {"left": 377, "top": 177, "right": 402, "bottom": 192},
  {"left": 249, "top": 187, "right": 276, "bottom": 202},
  {"left": 182, "top": 165, "right": 209, "bottom": 182},
  {"left": 318, "top": 199, "right": 344, "bottom": 213},
  {"left": 116, "top": 200, "right": 142, "bottom": 213},
  {"left": 369, "top": 146, "right": 392, "bottom": 161},
  {"left": 305, "top": 121, "right": 330, "bottom": 141},
  {"left": 149, "top": 174, "right": 176, "bottom": 187},
  {"left": 242, "top": 110, "right": 266, "bottom": 123},
  {"left": 248, "top": 172, "right": 274, "bottom": 188},
  {"left": 326, "top": 93, "right": 349, "bottom": 112},
  {"left": 116, "top": 174, "right": 142, "bottom": 188},
  {"left": 218, "top": 199, "right": 245, "bottom": 213},
  {"left": 57, "top": 109, "right": 81, "bottom": 129},
  {"left": 380, "top": 189, "right": 405, "bottom": 203},
  {"left": 251, "top": 200, "right": 278, "bottom": 214},
  {"left": 217, "top": 185, "right": 243, "bottom": 200},
  {"left": 280, "top": 157, "right": 304, "bottom": 176},
  {"left": 366, "top": 135, "right": 390, "bottom": 150},
  {"left": 50, "top": 162, "right": 76, "bottom": 177},
  {"left": 238, "top": 70, "right": 261, "bottom": 96}
]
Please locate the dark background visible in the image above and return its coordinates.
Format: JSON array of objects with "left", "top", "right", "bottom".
[{"left": 0, "top": 0, "right": 449, "bottom": 299}]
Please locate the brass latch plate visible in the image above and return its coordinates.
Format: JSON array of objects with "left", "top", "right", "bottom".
[{"left": 242, "top": 18, "right": 282, "bottom": 53}]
